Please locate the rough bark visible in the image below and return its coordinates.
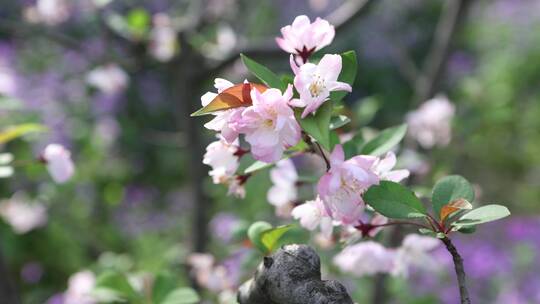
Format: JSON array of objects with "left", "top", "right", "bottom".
[{"left": 238, "top": 244, "right": 353, "bottom": 304}]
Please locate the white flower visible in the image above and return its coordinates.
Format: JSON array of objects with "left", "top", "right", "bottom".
[
  {"left": 86, "top": 64, "right": 129, "bottom": 95},
  {"left": 149, "top": 14, "right": 178, "bottom": 62},
  {"left": 267, "top": 159, "right": 298, "bottom": 207},
  {"left": 290, "top": 54, "right": 352, "bottom": 118},
  {"left": 187, "top": 254, "right": 231, "bottom": 292},
  {"left": 227, "top": 177, "right": 246, "bottom": 199},
  {"left": 201, "top": 78, "right": 244, "bottom": 143},
  {"left": 42, "top": 144, "right": 75, "bottom": 184},
  {"left": 25, "top": 0, "right": 70, "bottom": 25},
  {"left": 291, "top": 196, "right": 333, "bottom": 238},
  {"left": 333, "top": 241, "right": 396, "bottom": 277},
  {"left": 371, "top": 152, "right": 410, "bottom": 182},
  {"left": 392, "top": 234, "right": 440, "bottom": 277},
  {"left": 203, "top": 136, "right": 240, "bottom": 185},
  {"left": 0, "top": 193, "right": 47, "bottom": 234},
  {"left": 63, "top": 270, "right": 96, "bottom": 304},
  {"left": 406, "top": 95, "right": 455, "bottom": 148}
]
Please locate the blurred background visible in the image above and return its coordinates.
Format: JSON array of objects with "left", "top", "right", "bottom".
[{"left": 0, "top": 0, "right": 539, "bottom": 303}]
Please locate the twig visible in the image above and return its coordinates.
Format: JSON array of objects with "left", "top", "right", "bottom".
[
  {"left": 441, "top": 237, "right": 471, "bottom": 304},
  {"left": 413, "top": 0, "right": 473, "bottom": 104},
  {"left": 314, "top": 141, "right": 331, "bottom": 171}
]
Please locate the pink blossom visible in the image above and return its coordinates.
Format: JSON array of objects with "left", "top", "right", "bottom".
[
  {"left": 291, "top": 196, "right": 333, "bottom": 238},
  {"left": 290, "top": 54, "right": 352, "bottom": 118},
  {"left": 371, "top": 152, "right": 410, "bottom": 182},
  {"left": 237, "top": 85, "right": 301, "bottom": 163},
  {"left": 203, "top": 136, "right": 240, "bottom": 185},
  {"left": 227, "top": 176, "right": 246, "bottom": 199},
  {"left": 24, "top": 0, "right": 70, "bottom": 25},
  {"left": 63, "top": 270, "right": 96, "bottom": 304},
  {"left": 187, "top": 253, "right": 233, "bottom": 292},
  {"left": 0, "top": 192, "right": 47, "bottom": 234},
  {"left": 86, "top": 64, "right": 129, "bottom": 95},
  {"left": 317, "top": 145, "right": 379, "bottom": 225},
  {"left": 367, "top": 213, "right": 388, "bottom": 238},
  {"left": 406, "top": 94, "right": 455, "bottom": 148},
  {"left": 201, "top": 78, "right": 244, "bottom": 143},
  {"left": 267, "top": 159, "right": 298, "bottom": 207},
  {"left": 42, "top": 144, "right": 75, "bottom": 184},
  {"left": 392, "top": 234, "right": 441, "bottom": 277},
  {"left": 276, "top": 15, "right": 335, "bottom": 62},
  {"left": 333, "top": 241, "right": 396, "bottom": 276},
  {"left": 149, "top": 14, "right": 178, "bottom": 62}
]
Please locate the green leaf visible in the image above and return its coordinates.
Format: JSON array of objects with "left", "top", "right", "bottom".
[
  {"left": 0, "top": 123, "right": 47, "bottom": 144},
  {"left": 247, "top": 221, "right": 273, "bottom": 253},
  {"left": 241, "top": 54, "right": 286, "bottom": 91},
  {"left": 296, "top": 101, "right": 333, "bottom": 151},
  {"left": 456, "top": 226, "right": 476, "bottom": 234},
  {"left": 152, "top": 273, "right": 177, "bottom": 304},
  {"left": 261, "top": 225, "right": 293, "bottom": 252},
  {"left": 452, "top": 204, "right": 510, "bottom": 228},
  {"left": 355, "top": 96, "right": 380, "bottom": 126},
  {"left": 364, "top": 181, "right": 427, "bottom": 219},
  {"left": 95, "top": 271, "right": 139, "bottom": 301},
  {"left": 359, "top": 124, "right": 407, "bottom": 156},
  {"left": 127, "top": 8, "right": 150, "bottom": 37},
  {"left": 330, "top": 115, "right": 351, "bottom": 130},
  {"left": 418, "top": 228, "right": 437, "bottom": 237},
  {"left": 343, "top": 133, "right": 364, "bottom": 159},
  {"left": 160, "top": 287, "right": 200, "bottom": 304},
  {"left": 431, "top": 175, "right": 475, "bottom": 220},
  {"left": 244, "top": 161, "right": 274, "bottom": 174},
  {"left": 330, "top": 51, "right": 357, "bottom": 103}
]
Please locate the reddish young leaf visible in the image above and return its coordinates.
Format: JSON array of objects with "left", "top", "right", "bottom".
[
  {"left": 191, "top": 82, "right": 268, "bottom": 116},
  {"left": 440, "top": 198, "right": 473, "bottom": 222}
]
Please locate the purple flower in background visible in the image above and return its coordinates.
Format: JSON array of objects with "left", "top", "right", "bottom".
[
  {"left": 21, "top": 262, "right": 44, "bottom": 284},
  {"left": 210, "top": 212, "right": 241, "bottom": 243}
]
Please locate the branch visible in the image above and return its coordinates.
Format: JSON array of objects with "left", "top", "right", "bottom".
[
  {"left": 237, "top": 244, "right": 353, "bottom": 304},
  {"left": 441, "top": 237, "right": 471, "bottom": 304},
  {"left": 206, "top": 0, "right": 376, "bottom": 75},
  {"left": 413, "top": 0, "right": 473, "bottom": 104}
]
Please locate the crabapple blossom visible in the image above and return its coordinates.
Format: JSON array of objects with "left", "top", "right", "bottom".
[
  {"left": 0, "top": 192, "right": 47, "bottom": 234},
  {"left": 24, "top": 0, "right": 70, "bottom": 25},
  {"left": 406, "top": 94, "right": 455, "bottom": 148},
  {"left": 203, "top": 136, "right": 240, "bottom": 185},
  {"left": 392, "top": 234, "right": 441, "bottom": 277},
  {"left": 267, "top": 159, "right": 298, "bottom": 207},
  {"left": 42, "top": 144, "right": 75, "bottom": 183},
  {"left": 317, "top": 145, "right": 379, "bottom": 225},
  {"left": 276, "top": 15, "right": 335, "bottom": 62},
  {"left": 290, "top": 54, "right": 352, "bottom": 118},
  {"left": 187, "top": 253, "right": 233, "bottom": 292},
  {"left": 366, "top": 213, "right": 388, "bottom": 238},
  {"left": 201, "top": 78, "right": 244, "bottom": 143},
  {"left": 333, "top": 241, "right": 396, "bottom": 276},
  {"left": 291, "top": 196, "right": 333, "bottom": 238},
  {"left": 86, "top": 64, "right": 129, "bottom": 95},
  {"left": 63, "top": 270, "right": 96, "bottom": 304},
  {"left": 149, "top": 13, "right": 178, "bottom": 62},
  {"left": 237, "top": 85, "right": 301, "bottom": 163},
  {"left": 371, "top": 152, "right": 410, "bottom": 182}
]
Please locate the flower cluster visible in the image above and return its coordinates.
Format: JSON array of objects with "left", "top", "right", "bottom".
[
  {"left": 200, "top": 15, "right": 411, "bottom": 235},
  {"left": 333, "top": 234, "right": 440, "bottom": 277}
]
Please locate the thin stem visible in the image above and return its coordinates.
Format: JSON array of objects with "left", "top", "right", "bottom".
[
  {"left": 441, "top": 237, "right": 471, "bottom": 304},
  {"left": 314, "top": 141, "right": 331, "bottom": 171}
]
